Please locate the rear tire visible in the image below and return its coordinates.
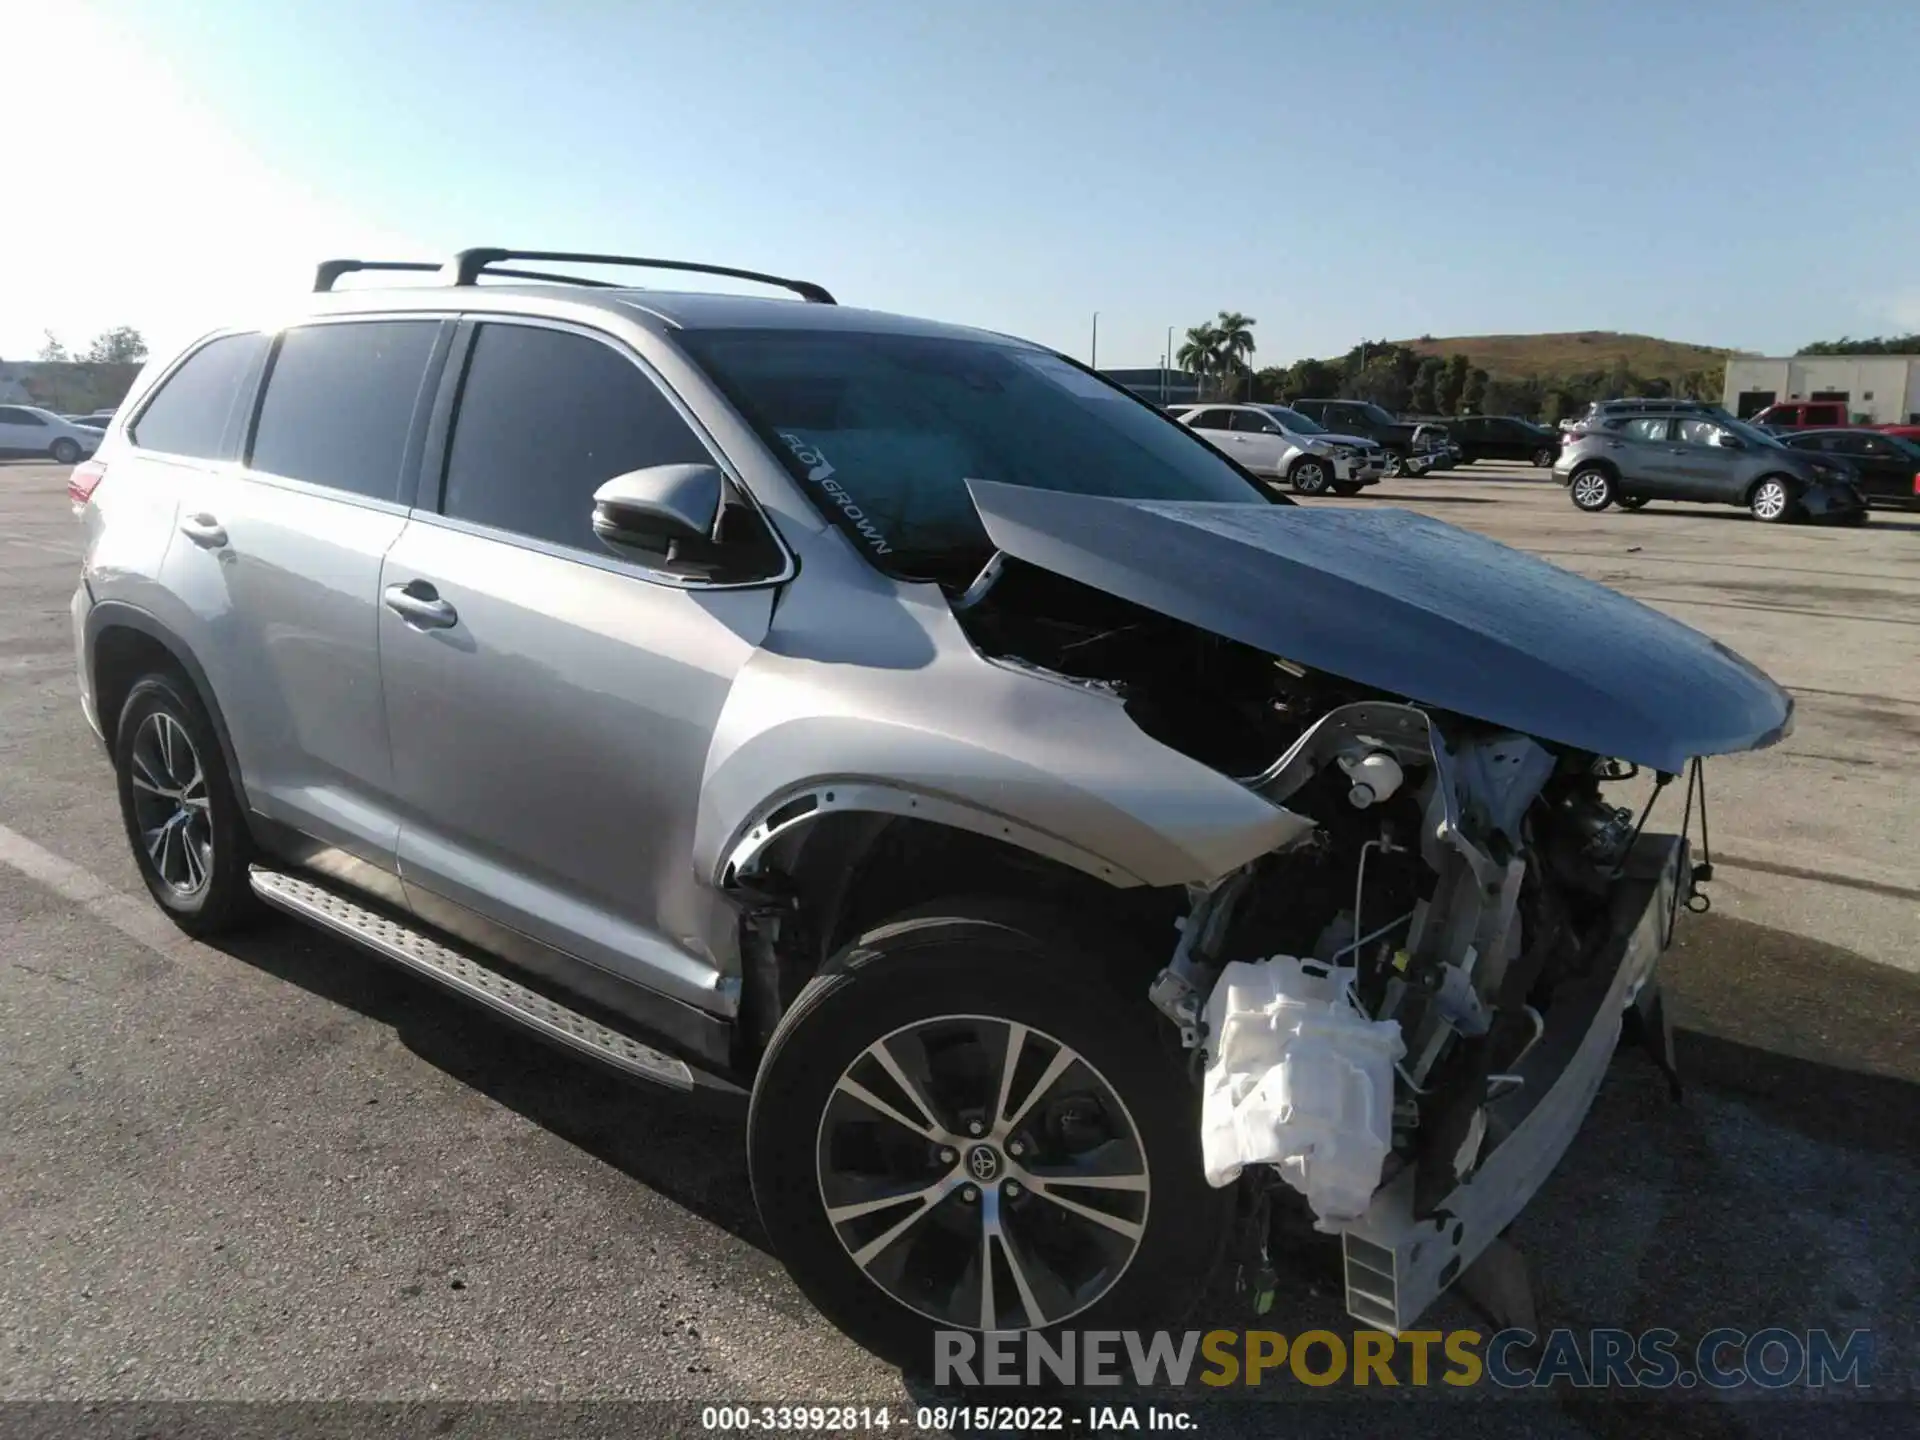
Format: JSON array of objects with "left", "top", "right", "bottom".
[
  {"left": 1749, "top": 476, "right": 1797, "bottom": 523},
  {"left": 1330, "top": 481, "right": 1364, "bottom": 496},
  {"left": 1533, "top": 446, "right": 1557, "bottom": 468},
  {"left": 1569, "top": 466, "right": 1616, "bottom": 512},
  {"left": 50, "top": 438, "right": 81, "bottom": 465},
  {"left": 747, "top": 900, "right": 1231, "bottom": 1372},
  {"left": 113, "top": 674, "right": 262, "bottom": 935},
  {"left": 1289, "top": 457, "right": 1332, "bottom": 495}
]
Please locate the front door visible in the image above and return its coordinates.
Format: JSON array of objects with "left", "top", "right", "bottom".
[
  {"left": 1226, "top": 408, "right": 1287, "bottom": 473},
  {"left": 378, "top": 319, "right": 782, "bottom": 1012},
  {"left": 1666, "top": 417, "right": 1749, "bottom": 501}
]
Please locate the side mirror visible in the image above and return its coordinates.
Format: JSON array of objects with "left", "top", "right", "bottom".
[
  {"left": 1713, "top": 433, "right": 1745, "bottom": 450},
  {"left": 591, "top": 464, "right": 724, "bottom": 553}
]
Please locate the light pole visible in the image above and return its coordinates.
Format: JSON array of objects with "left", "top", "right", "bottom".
[
  {"left": 1165, "top": 324, "right": 1173, "bottom": 403},
  {"left": 1090, "top": 312, "right": 1099, "bottom": 369}
]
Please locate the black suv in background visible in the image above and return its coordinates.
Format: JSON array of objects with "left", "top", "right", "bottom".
[
  {"left": 1779, "top": 428, "right": 1920, "bottom": 509},
  {"left": 1445, "top": 415, "right": 1561, "bottom": 467},
  {"left": 1289, "top": 398, "right": 1450, "bottom": 476}
]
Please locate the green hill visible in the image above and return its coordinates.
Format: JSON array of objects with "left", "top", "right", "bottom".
[{"left": 1395, "top": 331, "right": 1737, "bottom": 380}]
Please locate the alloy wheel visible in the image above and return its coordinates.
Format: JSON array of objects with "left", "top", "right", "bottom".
[
  {"left": 1293, "top": 461, "right": 1330, "bottom": 494},
  {"left": 816, "top": 1014, "right": 1150, "bottom": 1332},
  {"left": 1572, "top": 472, "right": 1612, "bottom": 510},
  {"left": 128, "top": 711, "right": 214, "bottom": 897},
  {"left": 1752, "top": 481, "right": 1789, "bottom": 521}
]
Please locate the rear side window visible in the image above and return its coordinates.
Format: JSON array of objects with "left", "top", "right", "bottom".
[
  {"left": 1187, "top": 409, "right": 1234, "bottom": 430},
  {"left": 250, "top": 321, "right": 439, "bottom": 501},
  {"left": 438, "top": 323, "right": 710, "bottom": 552},
  {"left": 129, "top": 333, "right": 269, "bottom": 459}
]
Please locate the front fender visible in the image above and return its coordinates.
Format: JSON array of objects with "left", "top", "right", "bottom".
[{"left": 694, "top": 585, "right": 1313, "bottom": 891}]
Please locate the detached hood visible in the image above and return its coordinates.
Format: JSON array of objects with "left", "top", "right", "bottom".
[{"left": 966, "top": 482, "right": 1791, "bottom": 773}]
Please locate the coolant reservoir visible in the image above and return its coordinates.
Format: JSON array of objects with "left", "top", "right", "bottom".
[{"left": 1198, "top": 956, "right": 1405, "bottom": 1227}]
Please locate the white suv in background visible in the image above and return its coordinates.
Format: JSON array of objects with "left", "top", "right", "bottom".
[
  {"left": 1172, "top": 403, "right": 1385, "bottom": 495},
  {"left": 0, "top": 404, "right": 105, "bottom": 465}
]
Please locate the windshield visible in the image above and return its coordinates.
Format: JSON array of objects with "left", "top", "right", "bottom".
[
  {"left": 1716, "top": 415, "right": 1785, "bottom": 448},
  {"left": 679, "top": 328, "right": 1272, "bottom": 578},
  {"left": 1354, "top": 402, "right": 1399, "bottom": 427},
  {"left": 1259, "top": 404, "right": 1324, "bottom": 434}
]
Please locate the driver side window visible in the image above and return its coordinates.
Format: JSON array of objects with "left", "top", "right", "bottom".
[
  {"left": 1676, "top": 418, "right": 1722, "bottom": 446},
  {"left": 1227, "top": 410, "right": 1275, "bottom": 433}
]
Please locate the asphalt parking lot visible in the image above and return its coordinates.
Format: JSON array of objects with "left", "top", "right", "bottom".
[{"left": 1, "top": 457, "right": 1915, "bottom": 1434}]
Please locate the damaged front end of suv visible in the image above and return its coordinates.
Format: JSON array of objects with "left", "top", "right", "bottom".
[
  {"left": 685, "top": 326, "right": 1791, "bottom": 1363},
  {"left": 934, "top": 479, "right": 1790, "bottom": 1331}
]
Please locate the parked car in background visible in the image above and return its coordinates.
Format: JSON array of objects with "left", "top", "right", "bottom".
[
  {"left": 0, "top": 404, "right": 105, "bottom": 464},
  {"left": 67, "top": 413, "right": 114, "bottom": 431},
  {"left": 1554, "top": 410, "right": 1867, "bottom": 524},
  {"left": 1779, "top": 428, "right": 1920, "bottom": 509},
  {"left": 1174, "top": 403, "right": 1384, "bottom": 495},
  {"left": 1752, "top": 400, "right": 1853, "bottom": 431},
  {"left": 1447, "top": 415, "right": 1562, "bottom": 467},
  {"left": 1289, "top": 399, "right": 1449, "bottom": 476}
]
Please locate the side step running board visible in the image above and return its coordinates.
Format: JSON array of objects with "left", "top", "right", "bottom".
[{"left": 249, "top": 867, "right": 695, "bottom": 1091}]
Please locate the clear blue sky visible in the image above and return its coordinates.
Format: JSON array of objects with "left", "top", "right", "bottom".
[{"left": 9, "top": 0, "right": 1920, "bottom": 366}]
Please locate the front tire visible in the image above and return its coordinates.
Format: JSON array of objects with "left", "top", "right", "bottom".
[
  {"left": 1289, "top": 457, "right": 1332, "bottom": 495},
  {"left": 1330, "top": 481, "right": 1364, "bottom": 496},
  {"left": 50, "top": 438, "right": 81, "bottom": 465},
  {"left": 113, "top": 673, "right": 261, "bottom": 935},
  {"left": 748, "top": 900, "right": 1230, "bottom": 1372},
  {"left": 1749, "top": 476, "right": 1797, "bottom": 523},
  {"left": 1569, "top": 466, "right": 1616, "bottom": 512}
]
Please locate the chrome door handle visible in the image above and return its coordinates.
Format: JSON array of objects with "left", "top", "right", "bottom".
[
  {"left": 383, "top": 582, "right": 458, "bottom": 630},
  {"left": 178, "top": 513, "right": 228, "bottom": 547}
]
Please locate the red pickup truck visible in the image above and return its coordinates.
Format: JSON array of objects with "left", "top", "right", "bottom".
[{"left": 1752, "top": 400, "right": 1853, "bottom": 429}]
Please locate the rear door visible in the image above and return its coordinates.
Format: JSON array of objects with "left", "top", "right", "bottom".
[
  {"left": 378, "top": 317, "right": 782, "bottom": 1013},
  {"left": 1607, "top": 416, "right": 1680, "bottom": 495},
  {"left": 1184, "top": 407, "right": 1238, "bottom": 457},
  {"left": 160, "top": 317, "right": 448, "bottom": 877}
]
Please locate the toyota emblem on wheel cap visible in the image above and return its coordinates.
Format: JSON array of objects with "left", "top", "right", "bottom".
[{"left": 966, "top": 1144, "right": 1001, "bottom": 1182}]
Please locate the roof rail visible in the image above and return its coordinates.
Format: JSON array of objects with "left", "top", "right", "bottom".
[
  {"left": 449, "top": 248, "right": 837, "bottom": 304},
  {"left": 314, "top": 259, "right": 440, "bottom": 292}
]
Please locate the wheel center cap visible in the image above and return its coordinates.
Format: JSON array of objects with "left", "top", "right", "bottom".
[{"left": 965, "top": 1144, "right": 1002, "bottom": 1182}]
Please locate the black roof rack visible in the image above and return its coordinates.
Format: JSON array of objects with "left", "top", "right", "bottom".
[
  {"left": 315, "top": 259, "right": 625, "bottom": 293},
  {"left": 313, "top": 259, "right": 440, "bottom": 292},
  {"left": 449, "top": 248, "right": 836, "bottom": 304}
]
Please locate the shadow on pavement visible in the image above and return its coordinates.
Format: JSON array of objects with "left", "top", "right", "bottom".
[{"left": 205, "top": 903, "right": 1918, "bottom": 1425}]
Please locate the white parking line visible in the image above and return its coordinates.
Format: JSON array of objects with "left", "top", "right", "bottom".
[{"left": 0, "top": 821, "right": 224, "bottom": 976}]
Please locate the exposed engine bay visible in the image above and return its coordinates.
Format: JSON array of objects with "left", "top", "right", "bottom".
[{"left": 955, "top": 558, "right": 1685, "bottom": 1237}]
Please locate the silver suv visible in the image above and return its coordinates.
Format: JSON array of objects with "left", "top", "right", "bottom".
[
  {"left": 72, "top": 249, "right": 1791, "bottom": 1366},
  {"left": 1555, "top": 409, "right": 1869, "bottom": 523}
]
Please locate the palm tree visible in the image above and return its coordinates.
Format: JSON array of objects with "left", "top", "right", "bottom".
[
  {"left": 1177, "top": 323, "right": 1224, "bottom": 399},
  {"left": 1215, "top": 311, "right": 1256, "bottom": 400}
]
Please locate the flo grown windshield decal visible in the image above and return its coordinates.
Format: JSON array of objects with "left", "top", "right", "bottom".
[{"left": 778, "top": 432, "right": 893, "bottom": 555}]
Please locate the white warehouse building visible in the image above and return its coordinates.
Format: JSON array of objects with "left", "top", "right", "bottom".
[{"left": 1723, "top": 354, "right": 1920, "bottom": 425}]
